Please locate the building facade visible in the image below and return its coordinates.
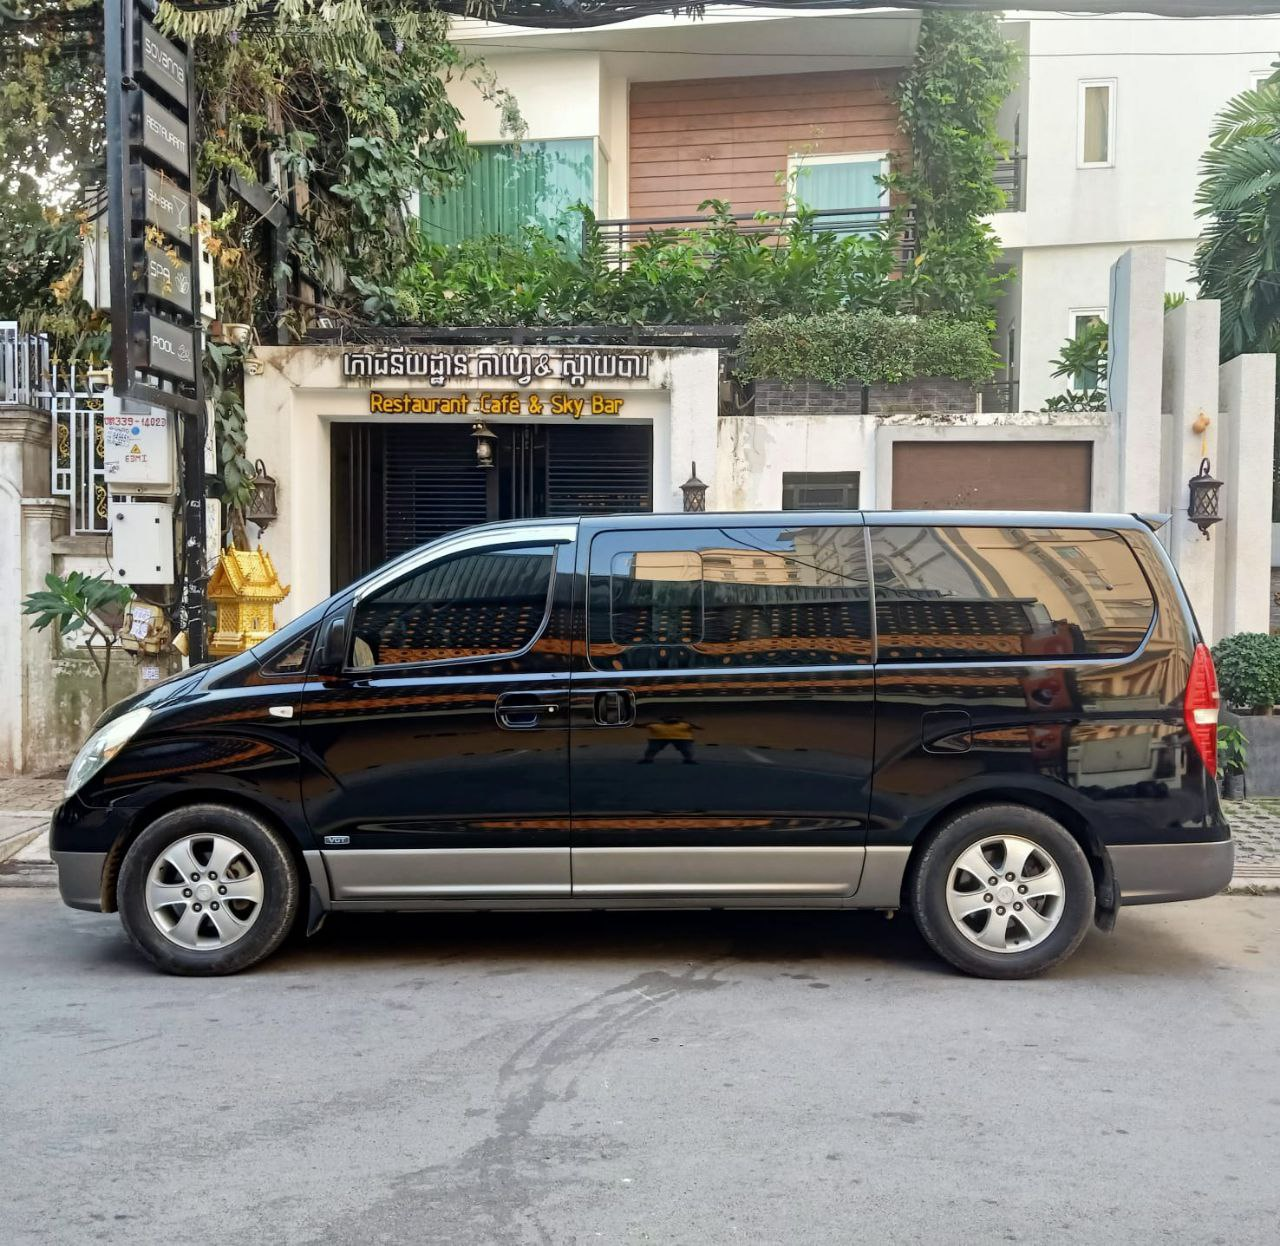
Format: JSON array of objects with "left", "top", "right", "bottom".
[{"left": 440, "top": 5, "right": 1280, "bottom": 410}]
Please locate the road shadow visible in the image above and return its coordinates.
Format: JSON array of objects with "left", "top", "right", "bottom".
[{"left": 33, "top": 884, "right": 1241, "bottom": 982}]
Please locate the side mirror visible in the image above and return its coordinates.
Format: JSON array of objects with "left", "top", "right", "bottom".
[{"left": 318, "top": 613, "right": 349, "bottom": 674}]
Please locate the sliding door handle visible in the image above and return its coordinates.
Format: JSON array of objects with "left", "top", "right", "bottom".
[
  {"left": 496, "top": 691, "right": 566, "bottom": 730},
  {"left": 593, "top": 689, "right": 636, "bottom": 727}
]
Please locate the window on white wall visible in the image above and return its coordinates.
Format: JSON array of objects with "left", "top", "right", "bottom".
[
  {"left": 787, "top": 152, "right": 889, "bottom": 236},
  {"left": 1077, "top": 81, "right": 1115, "bottom": 168},
  {"left": 1068, "top": 309, "right": 1107, "bottom": 391}
]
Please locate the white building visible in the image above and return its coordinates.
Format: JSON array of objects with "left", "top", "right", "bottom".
[{"left": 995, "top": 9, "right": 1280, "bottom": 410}]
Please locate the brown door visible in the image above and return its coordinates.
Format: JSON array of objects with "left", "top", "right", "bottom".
[{"left": 891, "top": 441, "right": 1092, "bottom": 511}]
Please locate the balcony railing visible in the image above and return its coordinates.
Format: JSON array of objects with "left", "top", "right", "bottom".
[
  {"left": 992, "top": 157, "right": 1025, "bottom": 212},
  {"left": 993, "top": 115, "right": 1026, "bottom": 211},
  {"left": 589, "top": 205, "right": 917, "bottom": 269}
]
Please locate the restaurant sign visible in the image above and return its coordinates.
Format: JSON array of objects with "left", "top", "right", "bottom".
[
  {"left": 343, "top": 348, "right": 650, "bottom": 388},
  {"left": 370, "top": 391, "right": 625, "bottom": 418}
]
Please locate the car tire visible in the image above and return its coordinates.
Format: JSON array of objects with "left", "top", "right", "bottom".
[
  {"left": 909, "top": 804, "right": 1095, "bottom": 980},
  {"left": 117, "top": 804, "right": 300, "bottom": 976}
]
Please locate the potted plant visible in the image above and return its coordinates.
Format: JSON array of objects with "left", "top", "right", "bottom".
[
  {"left": 1213, "top": 632, "right": 1280, "bottom": 795},
  {"left": 1212, "top": 632, "right": 1280, "bottom": 715},
  {"left": 1217, "top": 723, "right": 1248, "bottom": 799}
]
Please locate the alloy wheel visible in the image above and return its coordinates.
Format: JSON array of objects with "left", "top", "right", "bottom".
[
  {"left": 944, "top": 834, "right": 1065, "bottom": 954},
  {"left": 145, "top": 833, "right": 265, "bottom": 951}
]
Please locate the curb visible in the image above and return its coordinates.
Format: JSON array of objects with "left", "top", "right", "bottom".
[
  {"left": 1225, "top": 878, "right": 1280, "bottom": 895},
  {"left": 0, "top": 824, "right": 46, "bottom": 867},
  {"left": 0, "top": 860, "right": 55, "bottom": 888}
]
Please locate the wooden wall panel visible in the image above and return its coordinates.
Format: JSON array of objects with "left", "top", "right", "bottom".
[{"left": 628, "top": 70, "right": 902, "bottom": 220}]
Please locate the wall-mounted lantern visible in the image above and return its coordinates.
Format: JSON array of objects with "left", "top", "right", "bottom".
[
  {"left": 1188, "top": 457, "right": 1223, "bottom": 538},
  {"left": 246, "top": 459, "right": 279, "bottom": 531},
  {"left": 681, "top": 462, "right": 708, "bottom": 512},
  {"left": 471, "top": 421, "right": 497, "bottom": 469}
]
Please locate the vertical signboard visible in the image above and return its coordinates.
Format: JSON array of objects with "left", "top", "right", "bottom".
[{"left": 105, "top": 0, "right": 207, "bottom": 657}]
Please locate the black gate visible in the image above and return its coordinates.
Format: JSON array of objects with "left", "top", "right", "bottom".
[{"left": 332, "top": 421, "right": 654, "bottom": 587}]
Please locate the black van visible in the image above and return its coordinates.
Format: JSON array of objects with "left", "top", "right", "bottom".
[{"left": 50, "top": 511, "right": 1232, "bottom": 979}]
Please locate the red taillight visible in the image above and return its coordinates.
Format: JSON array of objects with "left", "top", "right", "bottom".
[{"left": 1184, "top": 642, "right": 1220, "bottom": 777}]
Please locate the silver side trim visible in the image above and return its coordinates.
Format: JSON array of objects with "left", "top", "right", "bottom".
[
  {"left": 846, "top": 845, "right": 912, "bottom": 909},
  {"left": 572, "top": 845, "right": 864, "bottom": 897},
  {"left": 329, "top": 896, "right": 850, "bottom": 912},
  {"left": 323, "top": 847, "right": 571, "bottom": 900},
  {"left": 51, "top": 849, "right": 108, "bottom": 913},
  {"left": 1111, "top": 840, "right": 1234, "bottom": 905}
]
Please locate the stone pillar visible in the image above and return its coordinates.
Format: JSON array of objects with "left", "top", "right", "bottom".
[
  {"left": 19, "top": 498, "right": 70, "bottom": 774},
  {"left": 1216, "top": 351, "right": 1278, "bottom": 638},
  {"left": 0, "top": 408, "right": 52, "bottom": 775},
  {"left": 1107, "top": 247, "right": 1167, "bottom": 515},
  {"left": 1161, "top": 301, "right": 1222, "bottom": 639}
]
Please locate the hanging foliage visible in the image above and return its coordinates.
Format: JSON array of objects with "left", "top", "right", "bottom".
[
  {"left": 886, "top": 8, "right": 1019, "bottom": 326},
  {"left": 159, "top": 0, "right": 523, "bottom": 329}
]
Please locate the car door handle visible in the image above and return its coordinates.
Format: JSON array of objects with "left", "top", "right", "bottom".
[
  {"left": 496, "top": 691, "right": 566, "bottom": 730},
  {"left": 593, "top": 689, "right": 636, "bottom": 728}
]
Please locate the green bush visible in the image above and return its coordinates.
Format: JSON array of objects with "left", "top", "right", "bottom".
[
  {"left": 1212, "top": 632, "right": 1280, "bottom": 710},
  {"left": 736, "top": 311, "right": 998, "bottom": 386},
  {"left": 390, "top": 202, "right": 921, "bottom": 328}
]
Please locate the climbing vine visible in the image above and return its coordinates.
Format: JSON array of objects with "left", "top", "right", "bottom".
[{"left": 886, "top": 9, "right": 1020, "bottom": 326}]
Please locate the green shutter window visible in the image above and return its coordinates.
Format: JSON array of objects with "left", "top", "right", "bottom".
[{"left": 421, "top": 140, "right": 595, "bottom": 245}]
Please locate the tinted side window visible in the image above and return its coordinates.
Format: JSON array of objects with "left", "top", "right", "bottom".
[
  {"left": 260, "top": 626, "right": 317, "bottom": 676},
  {"left": 870, "top": 526, "right": 1155, "bottom": 662},
  {"left": 350, "top": 545, "right": 555, "bottom": 668},
  {"left": 590, "top": 526, "right": 871, "bottom": 670}
]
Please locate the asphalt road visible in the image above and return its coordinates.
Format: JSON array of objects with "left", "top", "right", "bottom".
[{"left": 2, "top": 889, "right": 1278, "bottom": 1246}]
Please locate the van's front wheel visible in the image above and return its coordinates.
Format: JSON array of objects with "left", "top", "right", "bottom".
[
  {"left": 910, "top": 805, "right": 1094, "bottom": 979},
  {"left": 117, "top": 805, "right": 300, "bottom": 976}
]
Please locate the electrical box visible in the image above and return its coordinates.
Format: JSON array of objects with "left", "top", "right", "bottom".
[
  {"left": 110, "top": 501, "right": 175, "bottom": 586},
  {"left": 103, "top": 396, "right": 175, "bottom": 493}
]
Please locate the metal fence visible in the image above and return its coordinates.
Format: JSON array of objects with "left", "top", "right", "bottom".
[
  {"left": 1, "top": 325, "right": 110, "bottom": 534},
  {"left": 0, "top": 321, "right": 50, "bottom": 408}
]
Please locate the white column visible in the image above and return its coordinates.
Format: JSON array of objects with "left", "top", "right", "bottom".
[
  {"left": 1107, "top": 247, "right": 1167, "bottom": 514},
  {"left": 1216, "top": 351, "right": 1278, "bottom": 638},
  {"left": 664, "top": 348, "right": 719, "bottom": 513},
  {"left": 0, "top": 410, "right": 52, "bottom": 775},
  {"left": 1161, "top": 300, "right": 1222, "bottom": 638}
]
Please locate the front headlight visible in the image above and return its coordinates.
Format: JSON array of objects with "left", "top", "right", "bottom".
[{"left": 65, "top": 707, "right": 152, "bottom": 799}]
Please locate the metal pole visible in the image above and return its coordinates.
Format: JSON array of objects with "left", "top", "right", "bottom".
[{"left": 180, "top": 27, "right": 207, "bottom": 665}]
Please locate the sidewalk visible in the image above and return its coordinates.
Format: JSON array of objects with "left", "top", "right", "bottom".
[
  {"left": 0, "top": 777, "right": 63, "bottom": 884},
  {"left": 2, "top": 780, "right": 1279, "bottom": 893},
  {"left": 1220, "top": 798, "right": 1280, "bottom": 893}
]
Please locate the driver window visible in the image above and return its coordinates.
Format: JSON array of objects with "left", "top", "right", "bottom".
[{"left": 349, "top": 545, "right": 556, "bottom": 668}]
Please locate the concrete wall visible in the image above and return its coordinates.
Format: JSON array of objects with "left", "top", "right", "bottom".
[
  {"left": 0, "top": 407, "right": 166, "bottom": 774},
  {"left": 1011, "top": 241, "right": 1198, "bottom": 411}
]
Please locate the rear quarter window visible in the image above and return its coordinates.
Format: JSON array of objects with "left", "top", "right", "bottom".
[{"left": 870, "top": 525, "right": 1155, "bottom": 663}]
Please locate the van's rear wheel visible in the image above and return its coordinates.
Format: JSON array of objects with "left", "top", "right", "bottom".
[
  {"left": 910, "top": 805, "right": 1094, "bottom": 979},
  {"left": 117, "top": 805, "right": 299, "bottom": 976}
]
